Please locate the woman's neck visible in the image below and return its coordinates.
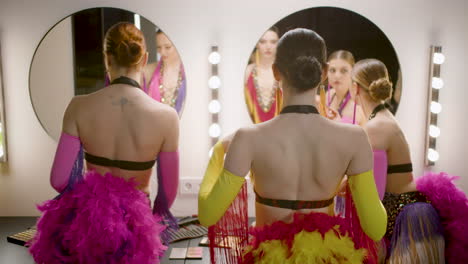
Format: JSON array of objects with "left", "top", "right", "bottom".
[
  {"left": 360, "top": 96, "right": 382, "bottom": 120},
  {"left": 282, "top": 85, "right": 317, "bottom": 107},
  {"left": 335, "top": 88, "right": 348, "bottom": 104},
  {"left": 163, "top": 57, "right": 181, "bottom": 69},
  {"left": 257, "top": 56, "right": 274, "bottom": 69},
  {"left": 109, "top": 68, "right": 142, "bottom": 86}
]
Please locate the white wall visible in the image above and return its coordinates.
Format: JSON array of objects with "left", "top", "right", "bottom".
[
  {"left": 30, "top": 16, "right": 74, "bottom": 140},
  {"left": 0, "top": 0, "right": 466, "bottom": 216}
]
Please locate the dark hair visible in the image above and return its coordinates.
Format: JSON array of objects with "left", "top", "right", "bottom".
[
  {"left": 274, "top": 28, "right": 326, "bottom": 92},
  {"left": 267, "top": 26, "right": 280, "bottom": 37},
  {"left": 104, "top": 22, "right": 146, "bottom": 68}
]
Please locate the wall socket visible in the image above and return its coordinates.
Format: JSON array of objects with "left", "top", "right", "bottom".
[{"left": 179, "top": 178, "right": 201, "bottom": 195}]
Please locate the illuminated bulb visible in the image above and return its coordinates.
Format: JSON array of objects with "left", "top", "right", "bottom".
[
  {"left": 208, "top": 100, "right": 221, "bottom": 113},
  {"left": 208, "top": 76, "right": 221, "bottom": 89},
  {"left": 208, "top": 51, "right": 221, "bottom": 64},
  {"left": 427, "top": 148, "right": 439, "bottom": 162},
  {"left": 432, "top": 77, "right": 444, "bottom": 89},
  {"left": 433, "top": 52, "right": 445, "bottom": 64},
  {"left": 429, "top": 125, "right": 440, "bottom": 138},
  {"left": 430, "top": 101, "right": 442, "bottom": 114},
  {"left": 209, "top": 123, "right": 221, "bottom": 138},
  {"left": 134, "top": 14, "right": 141, "bottom": 30}
]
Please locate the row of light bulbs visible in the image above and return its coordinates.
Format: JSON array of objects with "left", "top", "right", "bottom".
[
  {"left": 427, "top": 50, "right": 444, "bottom": 163},
  {"left": 208, "top": 49, "right": 222, "bottom": 144}
]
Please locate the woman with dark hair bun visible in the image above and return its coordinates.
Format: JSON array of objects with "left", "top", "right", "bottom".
[
  {"left": 199, "top": 28, "right": 386, "bottom": 263},
  {"left": 29, "top": 22, "right": 179, "bottom": 264}
]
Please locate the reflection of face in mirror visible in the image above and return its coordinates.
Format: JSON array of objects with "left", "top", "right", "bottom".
[
  {"left": 245, "top": 7, "right": 401, "bottom": 124},
  {"left": 325, "top": 50, "right": 364, "bottom": 124},
  {"left": 244, "top": 28, "right": 282, "bottom": 124},
  {"left": 142, "top": 31, "right": 186, "bottom": 114},
  {"left": 29, "top": 8, "right": 187, "bottom": 141}
]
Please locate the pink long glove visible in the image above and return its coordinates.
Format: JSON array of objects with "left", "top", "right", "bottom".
[
  {"left": 373, "top": 150, "right": 388, "bottom": 200},
  {"left": 153, "top": 151, "right": 179, "bottom": 244},
  {"left": 50, "top": 133, "right": 81, "bottom": 192}
]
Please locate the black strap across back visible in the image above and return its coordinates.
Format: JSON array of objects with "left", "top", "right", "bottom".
[
  {"left": 387, "top": 163, "right": 413, "bottom": 174},
  {"left": 85, "top": 152, "right": 156, "bottom": 171}
]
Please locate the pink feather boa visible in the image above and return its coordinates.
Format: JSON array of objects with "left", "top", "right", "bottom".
[
  {"left": 29, "top": 170, "right": 167, "bottom": 264},
  {"left": 416, "top": 171, "right": 468, "bottom": 264}
]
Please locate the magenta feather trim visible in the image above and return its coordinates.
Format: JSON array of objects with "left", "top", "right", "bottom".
[
  {"left": 29, "top": 170, "right": 167, "bottom": 264},
  {"left": 416, "top": 171, "right": 468, "bottom": 264}
]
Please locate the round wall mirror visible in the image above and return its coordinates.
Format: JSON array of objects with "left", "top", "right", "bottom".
[
  {"left": 243, "top": 7, "right": 401, "bottom": 124},
  {"left": 30, "top": 7, "right": 187, "bottom": 141}
]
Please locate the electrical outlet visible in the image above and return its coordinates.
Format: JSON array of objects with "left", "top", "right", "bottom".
[{"left": 180, "top": 178, "right": 201, "bottom": 195}]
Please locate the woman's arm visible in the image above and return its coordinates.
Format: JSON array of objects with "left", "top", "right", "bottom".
[
  {"left": 154, "top": 108, "right": 180, "bottom": 212},
  {"left": 50, "top": 98, "right": 81, "bottom": 192},
  {"left": 346, "top": 127, "right": 387, "bottom": 241},
  {"left": 198, "top": 128, "right": 253, "bottom": 226}
]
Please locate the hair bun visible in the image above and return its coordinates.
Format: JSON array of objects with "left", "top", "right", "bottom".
[
  {"left": 116, "top": 40, "right": 143, "bottom": 67},
  {"left": 290, "top": 55, "right": 322, "bottom": 92},
  {"left": 369, "top": 78, "right": 393, "bottom": 101}
]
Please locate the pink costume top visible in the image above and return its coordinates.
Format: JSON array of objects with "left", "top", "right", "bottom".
[
  {"left": 143, "top": 60, "right": 186, "bottom": 115},
  {"left": 372, "top": 150, "right": 388, "bottom": 200},
  {"left": 327, "top": 87, "right": 354, "bottom": 124},
  {"left": 244, "top": 67, "right": 282, "bottom": 123}
]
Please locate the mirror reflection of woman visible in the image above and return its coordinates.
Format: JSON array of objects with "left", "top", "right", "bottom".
[
  {"left": 244, "top": 27, "right": 282, "bottom": 123},
  {"left": 199, "top": 29, "right": 387, "bottom": 263},
  {"left": 29, "top": 22, "right": 179, "bottom": 264},
  {"left": 143, "top": 30, "right": 186, "bottom": 115},
  {"left": 326, "top": 50, "right": 363, "bottom": 125},
  {"left": 351, "top": 59, "right": 468, "bottom": 263}
]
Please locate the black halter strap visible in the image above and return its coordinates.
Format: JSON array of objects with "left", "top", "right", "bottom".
[
  {"left": 110, "top": 76, "right": 141, "bottom": 89},
  {"left": 280, "top": 105, "right": 319, "bottom": 115},
  {"left": 369, "top": 104, "right": 386, "bottom": 120}
]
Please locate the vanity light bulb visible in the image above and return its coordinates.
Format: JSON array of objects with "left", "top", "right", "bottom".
[
  {"left": 208, "top": 76, "right": 221, "bottom": 89},
  {"left": 208, "top": 51, "right": 221, "bottom": 65},
  {"left": 428, "top": 148, "right": 439, "bottom": 162},
  {"left": 432, "top": 77, "right": 444, "bottom": 89},
  {"left": 134, "top": 14, "right": 141, "bottom": 30},
  {"left": 430, "top": 101, "right": 442, "bottom": 114},
  {"left": 209, "top": 123, "right": 221, "bottom": 138},
  {"left": 433, "top": 53, "right": 445, "bottom": 64},
  {"left": 208, "top": 100, "right": 221, "bottom": 114},
  {"left": 429, "top": 125, "right": 440, "bottom": 138}
]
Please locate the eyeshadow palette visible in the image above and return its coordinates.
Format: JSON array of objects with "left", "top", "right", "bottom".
[{"left": 6, "top": 217, "right": 208, "bottom": 246}]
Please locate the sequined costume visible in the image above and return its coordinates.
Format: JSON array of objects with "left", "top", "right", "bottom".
[{"left": 244, "top": 67, "right": 282, "bottom": 123}]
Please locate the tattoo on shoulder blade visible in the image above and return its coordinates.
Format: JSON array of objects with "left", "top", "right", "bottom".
[{"left": 111, "top": 97, "right": 132, "bottom": 111}]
